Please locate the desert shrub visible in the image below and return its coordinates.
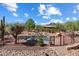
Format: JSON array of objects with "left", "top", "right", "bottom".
[{"left": 37, "top": 36, "right": 44, "bottom": 46}]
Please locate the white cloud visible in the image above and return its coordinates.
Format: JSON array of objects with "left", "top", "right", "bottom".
[
  {"left": 40, "top": 20, "right": 52, "bottom": 25},
  {"left": 39, "top": 4, "right": 46, "bottom": 11},
  {"left": 39, "top": 4, "right": 46, "bottom": 15},
  {"left": 66, "top": 17, "right": 70, "bottom": 21},
  {"left": 32, "top": 8, "right": 34, "bottom": 10},
  {"left": 76, "top": 5, "right": 79, "bottom": 10},
  {"left": 35, "top": 21, "right": 37, "bottom": 24},
  {"left": 73, "top": 4, "right": 79, "bottom": 14},
  {"left": 2, "top": 3, "right": 18, "bottom": 17},
  {"left": 38, "top": 4, "right": 62, "bottom": 19},
  {"left": 66, "top": 17, "right": 77, "bottom": 21},
  {"left": 24, "top": 13, "right": 29, "bottom": 17},
  {"left": 72, "top": 17, "right": 77, "bottom": 20},
  {"left": 47, "top": 4, "right": 52, "bottom": 7},
  {"left": 13, "top": 13, "right": 18, "bottom": 17},
  {"left": 42, "top": 16, "right": 50, "bottom": 19},
  {"left": 73, "top": 10, "right": 77, "bottom": 13},
  {"left": 53, "top": 19, "right": 63, "bottom": 23},
  {"left": 47, "top": 7, "right": 62, "bottom": 16},
  {"left": 40, "top": 19, "right": 63, "bottom": 25},
  {"left": 77, "top": 5, "right": 79, "bottom": 7},
  {"left": 40, "top": 23, "right": 48, "bottom": 25},
  {"left": 3, "top": 3, "right": 18, "bottom": 12}
]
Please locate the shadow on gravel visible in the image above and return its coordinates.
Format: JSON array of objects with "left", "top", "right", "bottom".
[
  {"left": 67, "top": 45, "right": 79, "bottom": 50},
  {"left": 0, "top": 44, "right": 6, "bottom": 48}
]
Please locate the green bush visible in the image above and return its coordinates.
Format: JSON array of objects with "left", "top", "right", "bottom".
[{"left": 37, "top": 36, "right": 44, "bottom": 46}]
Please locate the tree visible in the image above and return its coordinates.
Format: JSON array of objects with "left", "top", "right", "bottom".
[
  {"left": 65, "top": 21, "right": 76, "bottom": 32},
  {"left": 65, "top": 21, "right": 76, "bottom": 43},
  {"left": 35, "top": 25, "right": 43, "bottom": 32},
  {"left": 55, "top": 23, "right": 66, "bottom": 32},
  {"left": 10, "top": 23, "right": 24, "bottom": 44},
  {"left": 25, "top": 18, "right": 35, "bottom": 31},
  {"left": 75, "top": 20, "right": 79, "bottom": 31},
  {"left": 37, "top": 37, "right": 44, "bottom": 46}
]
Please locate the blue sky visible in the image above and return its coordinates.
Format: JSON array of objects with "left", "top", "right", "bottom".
[{"left": 0, "top": 3, "right": 79, "bottom": 25}]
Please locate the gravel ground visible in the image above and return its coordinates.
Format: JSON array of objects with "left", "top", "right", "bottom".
[
  {"left": 0, "top": 44, "right": 79, "bottom": 56},
  {"left": 0, "top": 45, "right": 58, "bottom": 56},
  {"left": 67, "top": 49, "right": 79, "bottom": 56}
]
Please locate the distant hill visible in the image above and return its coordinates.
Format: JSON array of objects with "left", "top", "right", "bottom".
[{"left": 46, "top": 23, "right": 56, "bottom": 26}]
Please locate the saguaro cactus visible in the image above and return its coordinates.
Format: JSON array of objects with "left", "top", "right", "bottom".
[{"left": 1, "top": 16, "right": 5, "bottom": 45}]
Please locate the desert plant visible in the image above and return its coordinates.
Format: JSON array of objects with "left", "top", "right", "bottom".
[
  {"left": 37, "top": 36, "right": 44, "bottom": 46},
  {"left": 1, "top": 16, "right": 5, "bottom": 45},
  {"left": 10, "top": 23, "right": 24, "bottom": 44},
  {"left": 25, "top": 18, "right": 35, "bottom": 31}
]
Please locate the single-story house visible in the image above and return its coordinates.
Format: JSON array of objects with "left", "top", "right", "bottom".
[{"left": 17, "top": 31, "right": 74, "bottom": 46}]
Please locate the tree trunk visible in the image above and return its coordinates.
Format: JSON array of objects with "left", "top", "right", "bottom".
[
  {"left": 50, "top": 36, "right": 52, "bottom": 46},
  {"left": 60, "top": 36, "right": 61, "bottom": 46},
  {"left": 1, "top": 28, "right": 5, "bottom": 45},
  {"left": 12, "top": 34, "right": 18, "bottom": 44},
  {"left": 2, "top": 36, "right": 5, "bottom": 45},
  {"left": 1, "top": 26, "right": 5, "bottom": 45},
  {"left": 14, "top": 35, "right": 18, "bottom": 44},
  {"left": 15, "top": 38, "right": 17, "bottom": 44},
  {"left": 59, "top": 32, "right": 62, "bottom": 46},
  {"left": 72, "top": 32, "right": 75, "bottom": 43}
]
